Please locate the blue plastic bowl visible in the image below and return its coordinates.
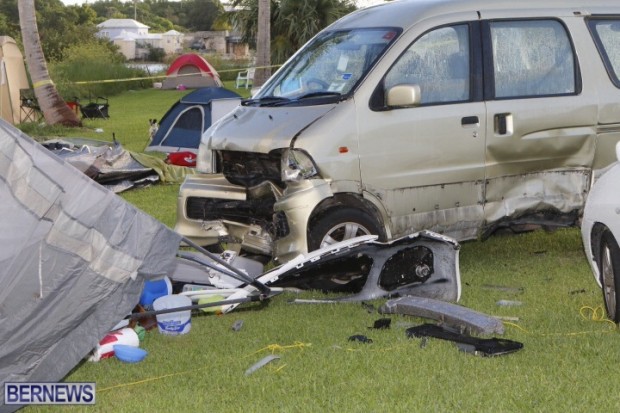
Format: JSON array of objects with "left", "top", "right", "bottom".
[{"left": 113, "top": 345, "right": 147, "bottom": 363}]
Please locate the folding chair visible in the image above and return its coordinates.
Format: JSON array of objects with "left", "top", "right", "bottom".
[
  {"left": 235, "top": 68, "right": 255, "bottom": 89},
  {"left": 79, "top": 96, "right": 110, "bottom": 119},
  {"left": 20, "top": 89, "right": 43, "bottom": 123}
]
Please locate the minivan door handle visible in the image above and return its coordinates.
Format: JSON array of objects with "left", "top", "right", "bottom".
[{"left": 461, "top": 116, "right": 479, "bottom": 126}]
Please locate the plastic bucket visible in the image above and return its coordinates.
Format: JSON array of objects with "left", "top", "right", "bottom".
[
  {"left": 153, "top": 294, "right": 192, "bottom": 336},
  {"left": 139, "top": 276, "right": 172, "bottom": 309}
]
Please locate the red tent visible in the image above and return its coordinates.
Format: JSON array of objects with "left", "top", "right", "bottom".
[{"left": 162, "top": 54, "right": 223, "bottom": 90}]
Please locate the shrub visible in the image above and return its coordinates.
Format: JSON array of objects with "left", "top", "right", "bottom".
[{"left": 50, "top": 41, "right": 152, "bottom": 99}]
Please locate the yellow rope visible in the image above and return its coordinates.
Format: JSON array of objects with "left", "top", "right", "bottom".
[
  {"left": 248, "top": 341, "right": 311, "bottom": 356},
  {"left": 98, "top": 341, "right": 308, "bottom": 391},
  {"left": 503, "top": 305, "right": 618, "bottom": 336},
  {"left": 98, "top": 368, "right": 205, "bottom": 392},
  {"left": 73, "top": 64, "right": 282, "bottom": 85}
]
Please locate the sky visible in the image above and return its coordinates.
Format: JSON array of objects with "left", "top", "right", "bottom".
[{"left": 59, "top": 0, "right": 387, "bottom": 8}]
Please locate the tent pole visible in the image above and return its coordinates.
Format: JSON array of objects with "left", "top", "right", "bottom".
[{"left": 181, "top": 236, "right": 272, "bottom": 296}]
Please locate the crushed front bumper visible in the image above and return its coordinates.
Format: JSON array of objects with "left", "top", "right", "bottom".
[{"left": 175, "top": 173, "right": 332, "bottom": 261}]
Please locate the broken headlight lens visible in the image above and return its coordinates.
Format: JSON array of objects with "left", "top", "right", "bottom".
[
  {"left": 281, "top": 149, "right": 319, "bottom": 182},
  {"left": 196, "top": 144, "right": 215, "bottom": 173}
]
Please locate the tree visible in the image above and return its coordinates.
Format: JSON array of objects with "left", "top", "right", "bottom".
[
  {"left": 254, "top": 0, "right": 270, "bottom": 86},
  {"left": 18, "top": 0, "right": 81, "bottom": 126},
  {"left": 231, "top": 0, "right": 355, "bottom": 65},
  {"left": 183, "top": 0, "right": 223, "bottom": 32}
]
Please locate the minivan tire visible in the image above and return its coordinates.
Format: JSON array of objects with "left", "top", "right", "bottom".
[
  {"left": 599, "top": 228, "right": 620, "bottom": 323},
  {"left": 308, "top": 208, "right": 385, "bottom": 251}
]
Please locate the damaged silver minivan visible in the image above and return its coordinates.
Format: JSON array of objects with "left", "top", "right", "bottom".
[{"left": 176, "top": 0, "right": 620, "bottom": 262}]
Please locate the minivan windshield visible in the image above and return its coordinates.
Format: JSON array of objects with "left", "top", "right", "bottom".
[{"left": 249, "top": 28, "right": 400, "bottom": 106}]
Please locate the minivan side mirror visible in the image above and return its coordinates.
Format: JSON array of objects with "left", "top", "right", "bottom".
[{"left": 386, "top": 84, "right": 421, "bottom": 108}]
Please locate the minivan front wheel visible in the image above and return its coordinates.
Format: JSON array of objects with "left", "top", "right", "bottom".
[
  {"left": 308, "top": 208, "right": 384, "bottom": 251},
  {"left": 599, "top": 229, "right": 620, "bottom": 323}
]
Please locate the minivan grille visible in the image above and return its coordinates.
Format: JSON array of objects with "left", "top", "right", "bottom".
[
  {"left": 219, "top": 150, "right": 282, "bottom": 188},
  {"left": 186, "top": 196, "right": 275, "bottom": 224}
]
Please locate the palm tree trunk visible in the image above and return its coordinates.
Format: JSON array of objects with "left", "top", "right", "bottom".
[
  {"left": 18, "top": 0, "right": 81, "bottom": 126},
  {"left": 255, "top": 0, "right": 271, "bottom": 87}
]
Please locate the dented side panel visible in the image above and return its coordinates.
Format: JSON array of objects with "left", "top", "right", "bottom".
[
  {"left": 483, "top": 169, "right": 590, "bottom": 227},
  {"left": 373, "top": 181, "right": 485, "bottom": 241}
]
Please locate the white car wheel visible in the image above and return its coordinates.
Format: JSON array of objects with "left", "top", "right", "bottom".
[{"left": 599, "top": 230, "right": 620, "bottom": 323}]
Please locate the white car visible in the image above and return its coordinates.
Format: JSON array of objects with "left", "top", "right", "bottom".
[{"left": 582, "top": 142, "right": 620, "bottom": 322}]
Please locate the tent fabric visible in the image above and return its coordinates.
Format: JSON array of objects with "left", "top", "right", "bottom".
[
  {"left": 147, "top": 87, "right": 241, "bottom": 154},
  {"left": 42, "top": 138, "right": 196, "bottom": 192},
  {"left": 0, "top": 119, "right": 182, "bottom": 412},
  {"left": 0, "top": 36, "right": 29, "bottom": 125},
  {"left": 162, "top": 53, "right": 223, "bottom": 90}
]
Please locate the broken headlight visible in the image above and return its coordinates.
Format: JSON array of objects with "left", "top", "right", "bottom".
[
  {"left": 196, "top": 144, "right": 216, "bottom": 173},
  {"left": 281, "top": 148, "right": 319, "bottom": 182}
]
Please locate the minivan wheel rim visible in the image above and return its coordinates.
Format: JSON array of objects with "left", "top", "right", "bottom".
[
  {"left": 320, "top": 222, "right": 371, "bottom": 248},
  {"left": 601, "top": 244, "right": 616, "bottom": 320}
]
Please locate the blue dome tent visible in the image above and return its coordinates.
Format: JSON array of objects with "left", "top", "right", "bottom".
[{"left": 147, "top": 87, "right": 241, "bottom": 154}]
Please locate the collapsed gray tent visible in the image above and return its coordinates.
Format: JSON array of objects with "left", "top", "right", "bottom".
[{"left": 0, "top": 119, "right": 181, "bottom": 412}]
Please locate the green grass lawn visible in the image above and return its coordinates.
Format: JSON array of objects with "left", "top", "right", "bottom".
[{"left": 20, "top": 86, "right": 620, "bottom": 412}]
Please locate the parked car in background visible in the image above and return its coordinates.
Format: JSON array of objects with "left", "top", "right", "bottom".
[
  {"left": 176, "top": 0, "right": 620, "bottom": 263},
  {"left": 581, "top": 142, "right": 620, "bottom": 322}
]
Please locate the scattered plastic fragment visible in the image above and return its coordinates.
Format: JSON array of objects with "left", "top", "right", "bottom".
[
  {"left": 133, "top": 325, "right": 146, "bottom": 341},
  {"left": 481, "top": 284, "right": 524, "bottom": 294},
  {"left": 361, "top": 302, "right": 376, "bottom": 313},
  {"left": 406, "top": 323, "right": 523, "bottom": 356},
  {"left": 198, "top": 295, "right": 225, "bottom": 313},
  {"left": 232, "top": 320, "right": 244, "bottom": 332},
  {"left": 493, "top": 316, "right": 519, "bottom": 322},
  {"left": 380, "top": 296, "right": 504, "bottom": 335},
  {"left": 496, "top": 300, "right": 523, "bottom": 307},
  {"left": 114, "top": 345, "right": 147, "bottom": 363},
  {"left": 348, "top": 334, "right": 373, "bottom": 344},
  {"left": 245, "top": 355, "right": 280, "bottom": 376},
  {"left": 369, "top": 318, "right": 391, "bottom": 330}
]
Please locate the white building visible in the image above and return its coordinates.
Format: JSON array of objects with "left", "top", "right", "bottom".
[{"left": 97, "top": 19, "right": 184, "bottom": 60}]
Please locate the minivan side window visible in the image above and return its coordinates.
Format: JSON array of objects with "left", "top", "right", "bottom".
[
  {"left": 587, "top": 18, "right": 620, "bottom": 88},
  {"left": 490, "top": 20, "right": 576, "bottom": 98},
  {"left": 384, "top": 24, "right": 470, "bottom": 105}
]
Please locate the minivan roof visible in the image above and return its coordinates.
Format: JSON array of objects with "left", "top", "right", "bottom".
[{"left": 332, "top": 0, "right": 617, "bottom": 31}]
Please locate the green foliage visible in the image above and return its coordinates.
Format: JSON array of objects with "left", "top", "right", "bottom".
[
  {"left": 49, "top": 42, "right": 151, "bottom": 98},
  {"left": 182, "top": 0, "right": 224, "bottom": 31},
  {"left": 231, "top": 0, "right": 356, "bottom": 64},
  {"left": 37, "top": 0, "right": 101, "bottom": 61},
  {"left": 88, "top": 0, "right": 224, "bottom": 33},
  {"left": 0, "top": 0, "right": 20, "bottom": 40},
  {"left": 145, "top": 44, "right": 167, "bottom": 62},
  {"left": 0, "top": 0, "right": 103, "bottom": 61}
]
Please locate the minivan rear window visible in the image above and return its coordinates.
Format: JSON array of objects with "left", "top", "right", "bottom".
[{"left": 588, "top": 18, "right": 620, "bottom": 88}]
